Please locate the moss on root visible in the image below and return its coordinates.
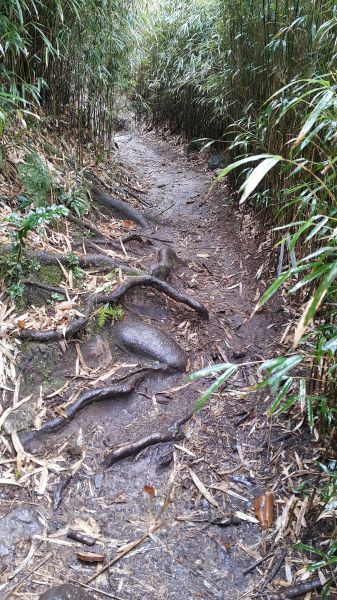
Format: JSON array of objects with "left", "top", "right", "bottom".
[{"left": 36, "top": 264, "right": 63, "bottom": 286}]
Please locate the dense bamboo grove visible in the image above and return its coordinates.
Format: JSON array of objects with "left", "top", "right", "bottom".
[
  {"left": 1, "top": 0, "right": 136, "bottom": 147},
  {"left": 2, "top": 0, "right": 337, "bottom": 581},
  {"left": 135, "top": 0, "right": 337, "bottom": 432}
]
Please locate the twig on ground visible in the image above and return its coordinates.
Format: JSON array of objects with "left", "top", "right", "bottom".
[
  {"left": 243, "top": 552, "right": 274, "bottom": 576},
  {"left": 86, "top": 521, "right": 163, "bottom": 584},
  {"left": 261, "top": 549, "right": 287, "bottom": 592},
  {"left": 68, "top": 579, "right": 125, "bottom": 599},
  {"left": 4, "top": 552, "right": 52, "bottom": 598},
  {"left": 268, "top": 576, "right": 330, "bottom": 598}
]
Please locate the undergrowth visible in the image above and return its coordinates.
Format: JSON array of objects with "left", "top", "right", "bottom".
[
  {"left": 135, "top": 0, "right": 337, "bottom": 440},
  {"left": 136, "top": 0, "right": 337, "bottom": 589}
]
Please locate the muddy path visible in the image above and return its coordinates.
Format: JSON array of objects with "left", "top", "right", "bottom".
[{"left": 0, "top": 127, "right": 291, "bottom": 599}]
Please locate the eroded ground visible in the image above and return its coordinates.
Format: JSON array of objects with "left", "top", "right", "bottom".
[{"left": 0, "top": 125, "right": 303, "bottom": 600}]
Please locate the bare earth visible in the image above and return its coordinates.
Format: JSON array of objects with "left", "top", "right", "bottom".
[{"left": 0, "top": 126, "right": 295, "bottom": 600}]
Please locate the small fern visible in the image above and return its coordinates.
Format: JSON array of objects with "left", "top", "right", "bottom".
[
  {"left": 59, "top": 186, "right": 90, "bottom": 216},
  {"left": 96, "top": 304, "right": 124, "bottom": 328},
  {"left": 18, "top": 151, "right": 52, "bottom": 206}
]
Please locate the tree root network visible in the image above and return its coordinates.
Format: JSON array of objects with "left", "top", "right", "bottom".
[{"left": 20, "top": 371, "right": 147, "bottom": 446}]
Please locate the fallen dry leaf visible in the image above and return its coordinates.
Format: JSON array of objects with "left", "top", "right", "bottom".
[
  {"left": 113, "top": 492, "right": 128, "bottom": 503},
  {"left": 254, "top": 492, "right": 274, "bottom": 529},
  {"left": 122, "top": 220, "right": 136, "bottom": 229},
  {"left": 143, "top": 484, "right": 157, "bottom": 498},
  {"left": 55, "top": 300, "right": 77, "bottom": 311},
  {"left": 17, "top": 319, "right": 26, "bottom": 330},
  {"left": 76, "top": 551, "right": 105, "bottom": 563}
]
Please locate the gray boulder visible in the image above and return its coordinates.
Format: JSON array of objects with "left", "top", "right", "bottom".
[{"left": 114, "top": 318, "right": 187, "bottom": 371}]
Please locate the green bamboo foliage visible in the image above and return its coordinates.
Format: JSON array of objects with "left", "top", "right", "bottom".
[
  {"left": 135, "top": 1, "right": 337, "bottom": 430},
  {"left": 0, "top": 0, "right": 136, "bottom": 146}
]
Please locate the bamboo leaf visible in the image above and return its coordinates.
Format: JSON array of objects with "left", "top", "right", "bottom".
[
  {"left": 239, "top": 156, "right": 282, "bottom": 204},
  {"left": 294, "top": 90, "right": 335, "bottom": 146},
  {"left": 293, "top": 262, "right": 337, "bottom": 347},
  {"left": 210, "top": 154, "right": 273, "bottom": 190},
  {"left": 269, "top": 377, "right": 293, "bottom": 414},
  {"left": 323, "top": 336, "right": 337, "bottom": 353},
  {"left": 195, "top": 365, "right": 239, "bottom": 411},
  {"left": 298, "top": 378, "right": 306, "bottom": 412},
  {"left": 253, "top": 270, "right": 291, "bottom": 312},
  {"left": 186, "top": 363, "right": 234, "bottom": 382}
]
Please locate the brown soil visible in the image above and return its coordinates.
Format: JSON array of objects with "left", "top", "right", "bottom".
[{"left": 0, "top": 126, "right": 307, "bottom": 600}]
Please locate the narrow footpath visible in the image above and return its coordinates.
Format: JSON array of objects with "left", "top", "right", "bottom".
[{"left": 1, "top": 126, "right": 295, "bottom": 600}]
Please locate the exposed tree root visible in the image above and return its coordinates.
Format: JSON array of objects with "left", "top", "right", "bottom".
[
  {"left": 102, "top": 275, "right": 209, "bottom": 319},
  {"left": 17, "top": 273, "right": 208, "bottom": 341},
  {"left": 103, "top": 411, "right": 193, "bottom": 467},
  {"left": 20, "top": 372, "right": 147, "bottom": 446},
  {"left": 2, "top": 244, "right": 136, "bottom": 273},
  {"left": 150, "top": 246, "right": 179, "bottom": 280},
  {"left": 120, "top": 233, "right": 155, "bottom": 246},
  {"left": 73, "top": 234, "right": 155, "bottom": 255},
  {"left": 67, "top": 213, "right": 108, "bottom": 239},
  {"left": 269, "top": 576, "right": 328, "bottom": 599},
  {"left": 91, "top": 185, "right": 149, "bottom": 228},
  {"left": 84, "top": 169, "right": 151, "bottom": 210},
  {"left": 22, "top": 280, "right": 66, "bottom": 295}
]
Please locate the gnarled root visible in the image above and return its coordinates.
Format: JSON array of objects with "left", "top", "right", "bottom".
[
  {"left": 106, "top": 275, "right": 208, "bottom": 319},
  {"left": 22, "top": 280, "right": 66, "bottom": 295},
  {"left": 67, "top": 213, "right": 107, "bottom": 239},
  {"left": 269, "top": 577, "right": 328, "bottom": 599},
  {"left": 17, "top": 274, "right": 208, "bottom": 342},
  {"left": 91, "top": 185, "right": 149, "bottom": 228},
  {"left": 73, "top": 234, "right": 155, "bottom": 254},
  {"left": 20, "top": 371, "right": 147, "bottom": 446},
  {"left": 150, "top": 246, "right": 179, "bottom": 280},
  {"left": 103, "top": 411, "right": 193, "bottom": 467}
]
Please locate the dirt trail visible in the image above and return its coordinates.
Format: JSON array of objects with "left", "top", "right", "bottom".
[{"left": 1, "top": 127, "right": 289, "bottom": 599}]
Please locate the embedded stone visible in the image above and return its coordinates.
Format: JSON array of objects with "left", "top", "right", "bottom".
[
  {"left": 39, "top": 584, "right": 96, "bottom": 599},
  {"left": 114, "top": 318, "right": 187, "bottom": 371},
  {"left": 81, "top": 333, "right": 112, "bottom": 368},
  {"left": 0, "top": 508, "right": 41, "bottom": 558}
]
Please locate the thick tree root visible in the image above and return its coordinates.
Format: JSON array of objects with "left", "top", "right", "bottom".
[
  {"left": 150, "top": 246, "right": 179, "bottom": 280},
  {"left": 67, "top": 213, "right": 108, "bottom": 239},
  {"left": 20, "top": 372, "right": 147, "bottom": 446},
  {"left": 91, "top": 185, "right": 149, "bottom": 228},
  {"left": 17, "top": 274, "right": 208, "bottom": 341},
  {"left": 103, "top": 274, "right": 209, "bottom": 319},
  {"left": 103, "top": 411, "right": 193, "bottom": 467},
  {"left": 1, "top": 244, "right": 137, "bottom": 273},
  {"left": 74, "top": 234, "right": 155, "bottom": 254}
]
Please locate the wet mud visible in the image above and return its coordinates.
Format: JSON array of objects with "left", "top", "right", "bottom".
[{"left": 0, "top": 126, "right": 287, "bottom": 599}]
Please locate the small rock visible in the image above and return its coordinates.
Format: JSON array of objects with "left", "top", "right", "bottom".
[
  {"left": 39, "top": 583, "right": 96, "bottom": 600},
  {"left": 3, "top": 399, "right": 36, "bottom": 434},
  {"left": 112, "top": 492, "right": 127, "bottom": 503},
  {"left": 81, "top": 333, "right": 112, "bottom": 368},
  {"left": 207, "top": 153, "right": 227, "bottom": 171},
  {"left": 114, "top": 318, "right": 187, "bottom": 371},
  {"left": 94, "top": 473, "right": 103, "bottom": 490},
  {"left": 0, "top": 508, "right": 41, "bottom": 558}
]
